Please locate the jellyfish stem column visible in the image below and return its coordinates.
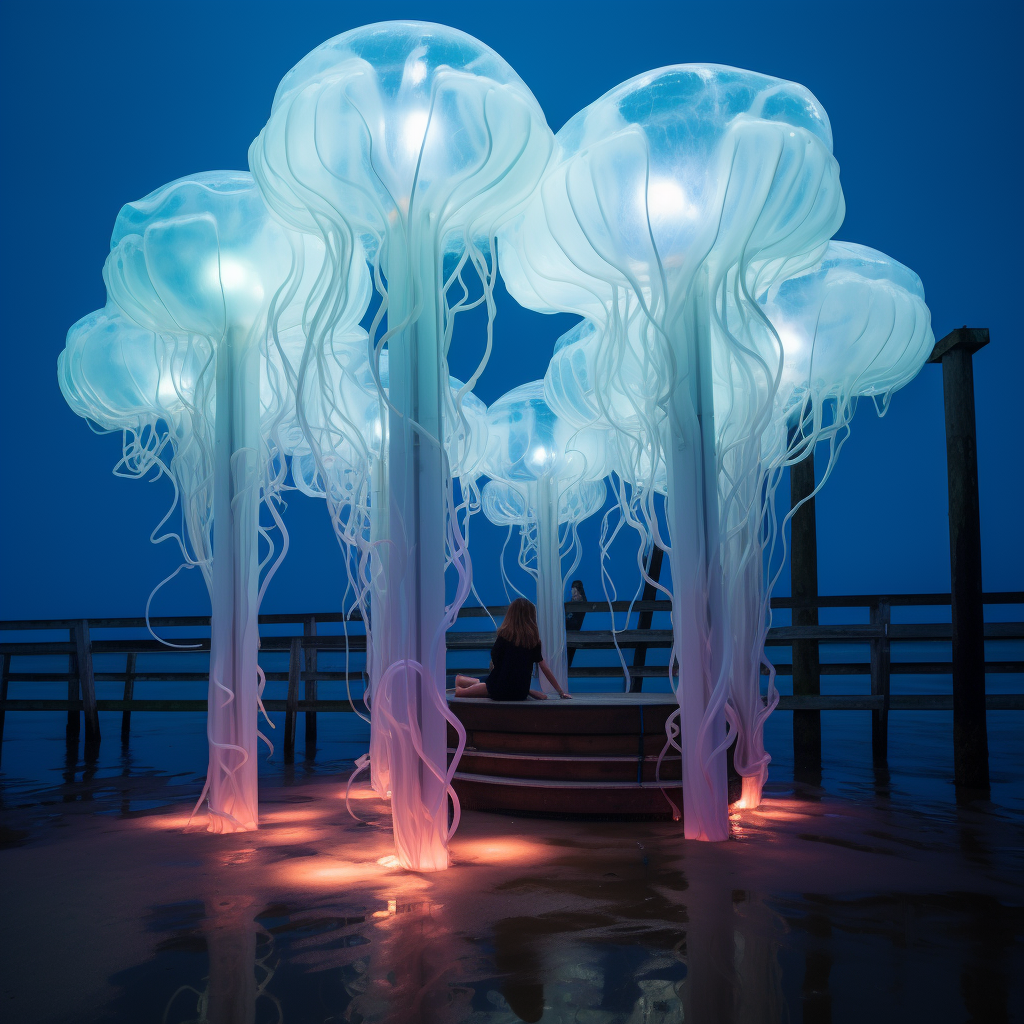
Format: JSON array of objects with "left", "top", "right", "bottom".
[
  {"left": 533, "top": 475, "right": 568, "bottom": 693},
  {"left": 380, "top": 232, "right": 451, "bottom": 870},
  {"left": 662, "top": 278, "right": 731, "bottom": 842},
  {"left": 207, "top": 326, "right": 262, "bottom": 833}
]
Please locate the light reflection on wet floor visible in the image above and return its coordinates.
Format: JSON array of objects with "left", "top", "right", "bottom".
[{"left": 2, "top": 764, "right": 1022, "bottom": 1022}]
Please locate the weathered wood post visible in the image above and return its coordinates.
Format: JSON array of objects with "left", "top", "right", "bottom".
[
  {"left": 0, "top": 652, "right": 10, "bottom": 765},
  {"left": 928, "top": 327, "right": 990, "bottom": 791},
  {"left": 303, "top": 615, "right": 317, "bottom": 755},
  {"left": 869, "top": 599, "right": 891, "bottom": 762},
  {"left": 73, "top": 619, "right": 99, "bottom": 747},
  {"left": 66, "top": 627, "right": 80, "bottom": 742},
  {"left": 790, "top": 451, "right": 821, "bottom": 775},
  {"left": 565, "top": 580, "right": 587, "bottom": 672},
  {"left": 630, "top": 546, "right": 664, "bottom": 693},
  {"left": 121, "top": 652, "right": 137, "bottom": 745},
  {"left": 284, "top": 637, "right": 301, "bottom": 763}
]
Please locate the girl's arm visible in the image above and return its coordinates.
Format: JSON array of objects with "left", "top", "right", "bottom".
[{"left": 539, "top": 659, "right": 571, "bottom": 698}]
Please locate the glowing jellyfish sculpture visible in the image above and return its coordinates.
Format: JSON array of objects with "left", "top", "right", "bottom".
[
  {"left": 91, "top": 171, "right": 322, "bottom": 832},
  {"left": 722, "top": 240, "right": 933, "bottom": 808},
  {"left": 290, "top": 345, "right": 489, "bottom": 803},
  {"left": 251, "top": 22, "right": 553, "bottom": 869},
  {"left": 501, "top": 66, "right": 847, "bottom": 841},
  {"left": 481, "top": 382, "right": 609, "bottom": 691}
]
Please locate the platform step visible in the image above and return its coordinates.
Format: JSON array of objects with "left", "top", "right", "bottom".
[
  {"left": 452, "top": 748, "right": 681, "bottom": 783},
  {"left": 452, "top": 772, "right": 682, "bottom": 818},
  {"left": 447, "top": 727, "right": 673, "bottom": 757}
]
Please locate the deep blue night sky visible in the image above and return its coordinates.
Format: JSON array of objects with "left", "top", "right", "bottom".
[{"left": 0, "top": 0, "right": 1020, "bottom": 621}]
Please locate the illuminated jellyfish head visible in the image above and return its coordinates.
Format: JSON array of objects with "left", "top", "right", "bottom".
[
  {"left": 481, "top": 475, "right": 607, "bottom": 533},
  {"left": 544, "top": 317, "right": 668, "bottom": 493},
  {"left": 59, "top": 304, "right": 192, "bottom": 434},
  {"left": 484, "top": 380, "right": 610, "bottom": 489},
  {"left": 760, "top": 240, "right": 935, "bottom": 463},
  {"left": 501, "top": 64, "right": 844, "bottom": 327},
  {"left": 289, "top": 347, "right": 490, "bottom": 500},
  {"left": 251, "top": 21, "right": 553, "bottom": 266},
  {"left": 104, "top": 171, "right": 321, "bottom": 346}
]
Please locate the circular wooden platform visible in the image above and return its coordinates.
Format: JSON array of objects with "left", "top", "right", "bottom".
[{"left": 447, "top": 693, "right": 684, "bottom": 819}]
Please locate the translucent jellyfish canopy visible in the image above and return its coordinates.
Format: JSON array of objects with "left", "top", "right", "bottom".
[
  {"left": 251, "top": 22, "right": 553, "bottom": 870},
  {"left": 500, "top": 65, "right": 846, "bottom": 842},
  {"left": 482, "top": 381, "right": 609, "bottom": 690},
  {"left": 102, "top": 170, "right": 325, "bottom": 834},
  {"left": 713, "top": 242, "right": 934, "bottom": 810},
  {"left": 760, "top": 241, "right": 935, "bottom": 462}
]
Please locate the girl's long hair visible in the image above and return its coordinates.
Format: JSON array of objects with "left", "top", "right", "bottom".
[{"left": 497, "top": 597, "right": 541, "bottom": 650}]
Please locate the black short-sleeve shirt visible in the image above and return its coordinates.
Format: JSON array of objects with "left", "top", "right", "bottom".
[{"left": 484, "top": 635, "right": 543, "bottom": 701}]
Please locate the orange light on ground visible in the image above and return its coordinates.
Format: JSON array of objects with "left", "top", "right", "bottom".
[{"left": 450, "top": 836, "right": 550, "bottom": 867}]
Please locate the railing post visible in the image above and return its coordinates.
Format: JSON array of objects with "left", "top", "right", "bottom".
[
  {"left": 303, "top": 615, "right": 317, "bottom": 755},
  {"left": 630, "top": 546, "right": 664, "bottom": 693},
  {"left": 0, "top": 652, "right": 10, "bottom": 765},
  {"left": 928, "top": 327, "right": 990, "bottom": 791},
  {"left": 284, "top": 637, "right": 300, "bottom": 764},
  {"left": 74, "top": 619, "right": 99, "bottom": 747},
  {"left": 67, "top": 628, "right": 80, "bottom": 742},
  {"left": 565, "top": 580, "right": 587, "bottom": 671},
  {"left": 869, "top": 600, "right": 891, "bottom": 762},
  {"left": 790, "top": 450, "right": 821, "bottom": 777},
  {"left": 121, "top": 652, "right": 137, "bottom": 745}
]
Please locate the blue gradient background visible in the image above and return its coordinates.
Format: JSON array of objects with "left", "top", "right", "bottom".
[{"left": 1, "top": 0, "right": 1021, "bottom": 621}]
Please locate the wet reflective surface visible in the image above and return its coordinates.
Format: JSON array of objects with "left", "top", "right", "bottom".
[{"left": 1, "top": 747, "right": 1022, "bottom": 1024}]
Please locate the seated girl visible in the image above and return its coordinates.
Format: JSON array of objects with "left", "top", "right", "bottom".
[{"left": 454, "top": 597, "right": 572, "bottom": 701}]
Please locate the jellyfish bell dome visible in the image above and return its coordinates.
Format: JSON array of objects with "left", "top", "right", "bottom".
[
  {"left": 484, "top": 380, "right": 611, "bottom": 486},
  {"left": 757, "top": 240, "right": 934, "bottom": 463},
  {"left": 252, "top": 21, "right": 552, "bottom": 247},
  {"left": 500, "top": 63, "right": 844, "bottom": 325},
  {"left": 763, "top": 241, "right": 932, "bottom": 398},
  {"left": 104, "top": 171, "right": 325, "bottom": 340},
  {"left": 58, "top": 304, "right": 200, "bottom": 432},
  {"left": 481, "top": 476, "right": 607, "bottom": 527}
]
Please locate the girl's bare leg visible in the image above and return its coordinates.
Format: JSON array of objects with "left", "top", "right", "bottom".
[
  {"left": 528, "top": 689, "right": 549, "bottom": 700},
  {"left": 455, "top": 675, "right": 489, "bottom": 698}
]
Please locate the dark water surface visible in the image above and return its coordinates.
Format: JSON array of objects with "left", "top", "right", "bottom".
[{"left": 1, "top": 703, "right": 1021, "bottom": 1023}]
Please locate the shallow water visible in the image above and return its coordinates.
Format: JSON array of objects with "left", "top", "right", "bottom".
[{"left": 1, "top": 697, "right": 1021, "bottom": 1023}]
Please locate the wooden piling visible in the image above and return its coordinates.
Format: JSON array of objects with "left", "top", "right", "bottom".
[
  {"left": 284, "top": 637, "right": 300, "bottom": 763},
  {"left": 929, "top": 327, "right": 991, "bottom": 791},
  {"left": 565, "top": 580, "right": 588, "bottom": 670},
  {"left": 790, "top": 451, "right": 821, "bottom": 772},
  {"left": 303, "top": 615, "right": 317, "bottom": 754},
  {"left": 73, "top": 619, "right": 99, "bottom": 746},
  {"left": 121, "top": 653, "right": 137, "bottom": 744},
  {"left": 67, "top": 628, "right": 80, "bottom": 741},
  {"left": 0, "top": 653, "right": 10, "bottom": 764},
  {"left": 630, "top": 546, "right": 665, "bottom": 693},
  {"left": 869, "top": 600, "right": 891, "bottom": 761}
]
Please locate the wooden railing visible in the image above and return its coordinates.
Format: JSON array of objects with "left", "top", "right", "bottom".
[{"left": 1, "top": 592, "right": 1020, "bottom": 765}]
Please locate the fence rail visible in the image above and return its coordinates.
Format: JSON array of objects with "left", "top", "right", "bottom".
[{"left": 1, "top": 591, "right": 1021, "bottom": 764}]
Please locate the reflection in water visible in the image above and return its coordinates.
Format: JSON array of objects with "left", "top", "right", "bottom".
[
  {"left": 493, "top": 918, "right": 544, "bottom": 1021},
  {"left": 163, "top": 897, "right": 280, "bottom": 1024}
]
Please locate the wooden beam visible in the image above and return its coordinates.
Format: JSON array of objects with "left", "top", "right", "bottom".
[
  {"left": 66, "top": 628, "right": 79, "bottom": 741},
  {"left": 120, "top": 653, "right": 137, "bottom": 745},
  {"left": 931, "top": 327, "right": 991, "bottom": 790},
  {"left": 74, "top": 620, "right": 100, "bottom": 747},
  {"left": 284, "top": 637, "right": 301, "bottom": 763},
  {"left": 630, "top": 545, "right": 665, "bottom": 693},
  {"left": 0, "top": 653, "right": 9, "bottom": 765},
  {"left": 303, "top": 615, "right": 317, "bottom": 755},
  {"left": 870, "top": 600, "right": 891, "bottom": 762}
]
